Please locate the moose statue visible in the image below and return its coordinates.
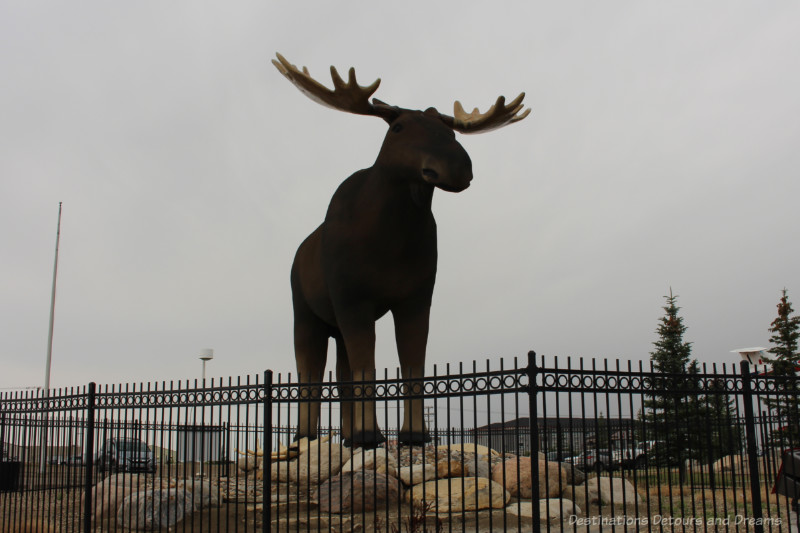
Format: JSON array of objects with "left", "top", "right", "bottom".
[{"left": 273, "top": 53, "right": 529, "bottom": 448}]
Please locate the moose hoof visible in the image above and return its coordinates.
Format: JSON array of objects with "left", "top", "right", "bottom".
[
  {"left": 398, "top": 430, "right": 431, "bottom": 446},
  {"left": 344, "top": 430, "right": 386, "bottom": 449}
]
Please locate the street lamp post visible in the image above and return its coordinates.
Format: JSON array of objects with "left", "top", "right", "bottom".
[{"left": 199, "top": 349, "right": 214, "bottom": 381}]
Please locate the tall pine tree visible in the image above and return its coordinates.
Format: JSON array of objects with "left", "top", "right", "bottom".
[
  {"left": 703, "top": 377, "right": 741, "bottom": 461},
  {"left": 643, "top": 290, "right": 703, "bottom": 480},
  {"left": 764, "top": 289, "right": 800, "bottom": 447}
]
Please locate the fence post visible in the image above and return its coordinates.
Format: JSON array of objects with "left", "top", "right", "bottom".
[
  {"left": 83, "top": 382, "right": 96, "bottom": 533},
  {"left": 740, "top": 360, "right": 763, "bottom": 533},
  {"left": 264, "top": 370, "right": 273, "bottom": 533},
  {"left": 527, "top": 351, "right": 540, "bottom": 531},
  {"left": 0, "top": 410, "right": 5, "bottom": 462}
]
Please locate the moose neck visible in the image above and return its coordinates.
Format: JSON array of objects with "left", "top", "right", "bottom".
[
  {"left": 369, "top": 162, "right": 436, "bottom": 214},
  {"left": 409, "top": 180, "right": 435, "bottom": 210}
]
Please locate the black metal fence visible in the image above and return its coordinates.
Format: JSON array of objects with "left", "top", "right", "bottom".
[{"left": 1, "top": 354, "right": 797, "bottom": 532}]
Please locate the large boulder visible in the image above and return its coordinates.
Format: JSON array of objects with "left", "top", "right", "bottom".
[
  {"left": 397, "top": 463, "right": 436, "bottom": 486},
  {"left": 341, "top": 448, "right": 398, "bottom": 478},
  {"left": 236, "top": 453, "right": 262, "bottom": 473},
  {"left": 315, "top": 471, "right": 403, "bottom": 513},
  {"left": 562, "top": 463, "right": 586, "bottom": 485},
  {"left": 539, "top": 498, "right": 581, "bottom": 524},
  {"left": 505, "top": 498, "right": 583, "bottom": 523},
  {"left": 408, "top": 477, "right": 509, "bottom": 513},
  {"left": 458, "top": 452, "right": 495, "bottom": 479},
  {"left": 437, "top": 459, "right": 465, "bottom": 478},
  {"left": 561, "top": 483, "right": 588, "bottom": 508},
  {"left": 491, "top": 457, "right": 567, "bottom": 498},
  {"left": 278, "top": 440, "right": 351, "bottom": 485},
  {"left": 505, "top": 501, "right": 534, "bottom": 520},
  {"left": 91, "top": 473, "right": 145, "bottom": 522},
  {"left": 583, "top": 476, "right": 641, "bottom": 506},
  {"left": 176, "top": 479, "right": 220, "bottom": 510},
  {"left": 492, "top": 457, "right": 533, "bottom": 498},
  {"left": 116, "top": 488, "right": 193, "bottom": 530}
]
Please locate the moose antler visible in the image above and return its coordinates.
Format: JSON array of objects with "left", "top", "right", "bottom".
[
  {"left": 273, "top": 53, "right": 529, "bottom": 132},
  {"left": 273, "top": 53, "right": 390, "bottom": 118},
  {"left": 444, "top": 93, "right": 531, "bottom": 134}
]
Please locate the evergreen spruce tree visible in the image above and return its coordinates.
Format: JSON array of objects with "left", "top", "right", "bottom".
[
  {"left": 704, "top": 378, "right": 741, "bottom": 460},
  {"left": 764, "top": 289, "right": 800, "bottom": 447},
  {"left": 643, "top": 290, "right": 703, "bottom": 480}
]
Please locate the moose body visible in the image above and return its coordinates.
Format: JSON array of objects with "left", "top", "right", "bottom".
[{"left": 273, "top": 54, "right": 528, "bottom": 447}]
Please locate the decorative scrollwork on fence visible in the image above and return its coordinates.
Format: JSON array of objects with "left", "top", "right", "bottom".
[
  {"left": 270, "top": 368, "right": 529, "bottom": 404},
  {"left": 749, "top": 373, "right": 800, "bottom": 395},
  {"left": 92, "top": 384, "right": 266, "bottom": 410},
  {"left": 537, "top": 367, "right": 744, "bottom": 396},
  {"left": 0, "top": 391, "right": 89, "bottom": 413}
]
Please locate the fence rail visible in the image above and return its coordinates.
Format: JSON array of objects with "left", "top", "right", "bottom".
[{"left": 1, "top": 354, "right": 798, "bottom": 532}]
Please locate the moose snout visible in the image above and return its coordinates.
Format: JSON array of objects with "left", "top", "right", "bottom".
[
  {"left": 421, "top": 168, "right": 440, "bottom": 181},
  {"left": 421, "top": 155, "right": 472, "bottom": 192}
]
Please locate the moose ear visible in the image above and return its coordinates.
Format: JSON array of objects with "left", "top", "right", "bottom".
[{"left": 372, "top": 99, "right": 401, "bottom": 124}]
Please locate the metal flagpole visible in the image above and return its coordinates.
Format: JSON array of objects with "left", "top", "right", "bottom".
[
  {"left": 40, "top": 202, "right": 62, "bottom": 473},
  {"left": 44, "top": 202, "right": 62, "bottom": 394}
]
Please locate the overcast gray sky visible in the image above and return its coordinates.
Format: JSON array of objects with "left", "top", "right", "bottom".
[{"left": 2, "top": 2, "right": 799, "bottom": 391}]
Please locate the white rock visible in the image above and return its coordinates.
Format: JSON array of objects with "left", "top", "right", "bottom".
[
  {"left": 397, "top": 463, "right": 436, "bottom": 486},
  {"left": 116, "top": 489, "right": 192, "bottom": 530},
  {"left": 237, "top": 454, "right": 262, "bottom": 472},
  {"left": 506, "top": 498, "right": 582, "bottom": 523},
  {"left": 505, "top": 501, "right": 534, "bottom": 519},
  {"left": 539, "top": 498, "right": 581, "bottom": 523},
  {"left": 583, "top": 476, "right": 641, "bottom": 506},
  {"left": 407, "top": 477, "right": 509, "bottom": 512},
  {"left": 177, "top": 479, "right": 220, "bottom": 510},
  {"left": 341, "top": 448, "right": 398, "bottom": 478},
  {"left": 282, "top": 440, "right": 352, "bottom": 485},
  {"left": 91, "top": 473, "right": 145, "bottom": 522}
]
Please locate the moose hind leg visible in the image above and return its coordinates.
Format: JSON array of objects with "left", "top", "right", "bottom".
[
  {"left": 293, "top": 311, "right": 329, "bottom": 442},
  {"left": 334, "top": 335, "right": 355, "bottom": 446}
]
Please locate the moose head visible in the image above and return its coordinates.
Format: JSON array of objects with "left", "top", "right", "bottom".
[{"left": 273, "top": 53, "right": 529, "bottom": 447}]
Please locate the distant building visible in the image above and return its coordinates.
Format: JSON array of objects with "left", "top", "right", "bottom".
[
  {"left": 175, "top": 424, "right": 226, "bottom": 463},
  {"left": 470, "top": 418, "right": 532, "bottom": 455},
  {"left": 470, "top": 416, "right": 637, "bottom": 458}
]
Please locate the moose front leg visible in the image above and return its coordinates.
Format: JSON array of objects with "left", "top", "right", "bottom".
[
  {"left": 338, "top": 314, "right": 385, "bottom": 448},
  {"left": 393, "top": 306, "right": 431, "bottom": 445}
]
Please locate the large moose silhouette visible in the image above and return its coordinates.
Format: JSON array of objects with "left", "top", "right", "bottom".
[{"left": 273, "top": 53, "right": 529, "bottom": 447}]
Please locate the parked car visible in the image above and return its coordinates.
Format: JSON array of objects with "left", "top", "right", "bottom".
[
  {"left": 573, "top": 449, "right": 616, "bottom": 471},
  {"left": 545, "top": 450, "right": 572, "bottom": 462},
  {"left": 612, "top": 443, "right": 650, "bottom": 469},
  {"left": 620, "top": 440, "right": 683, "bottom": 468},
  {"left": 96, "top": 439, "right": 156, "bottom": 473}
]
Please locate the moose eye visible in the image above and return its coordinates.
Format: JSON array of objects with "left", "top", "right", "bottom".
[{"left": 391, "top": 123, "right": 403, "bottom": 133}]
